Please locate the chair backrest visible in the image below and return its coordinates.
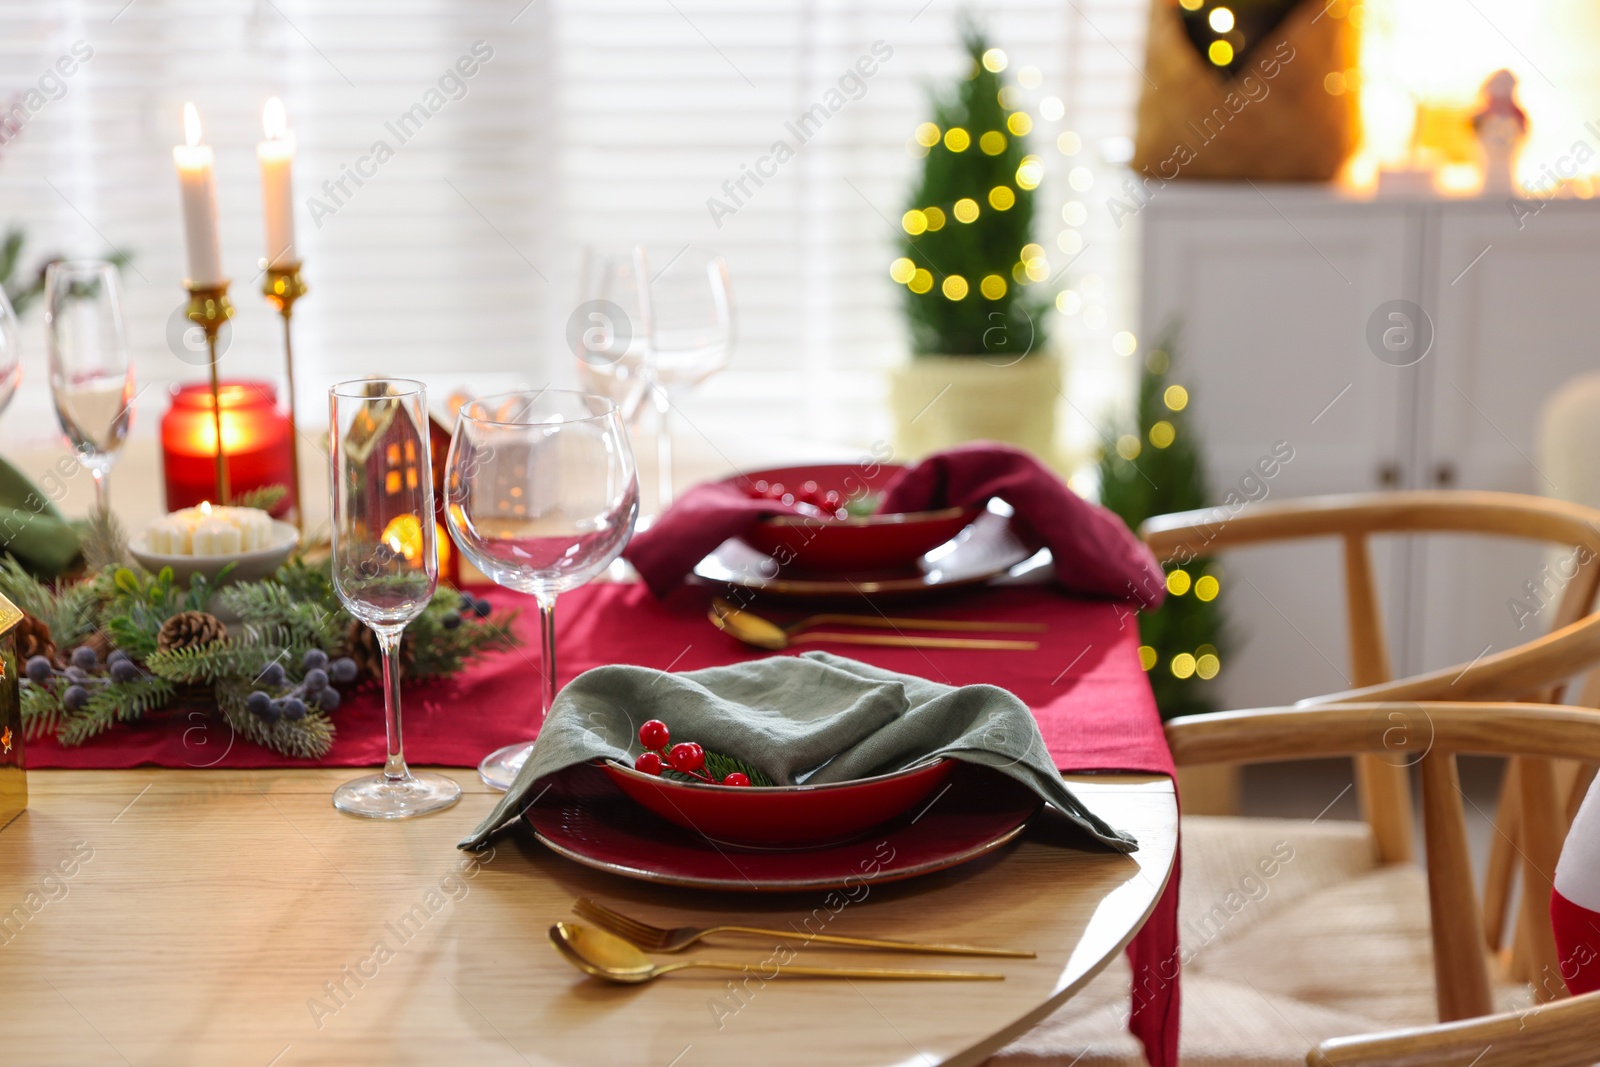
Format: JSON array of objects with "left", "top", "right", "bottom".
[
  {"left": 1143, "top": 490, "right": 1600, "bottom": 997},
  {"left": 1167, "top": 701, "right": 1600, "bottom": 1027}
]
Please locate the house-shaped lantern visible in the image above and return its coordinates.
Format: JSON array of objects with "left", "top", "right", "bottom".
[{"left": 0, "top": 593, "right": 26, "bottom": 832}]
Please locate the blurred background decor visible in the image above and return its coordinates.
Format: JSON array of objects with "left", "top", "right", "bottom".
[
  {"left": 1132, "top": 0, "right": 1360, "bottom": 181},
  {"left": 888, "top": 22, "right": 1059, "bottom": 466}
]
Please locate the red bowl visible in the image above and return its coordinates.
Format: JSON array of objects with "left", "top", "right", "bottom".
[
  {"left": 733, "top": 463, "right": 978, "bottom": 572},
  {"left": 600, "top": 758, "right": 957, "bottom": 848}
]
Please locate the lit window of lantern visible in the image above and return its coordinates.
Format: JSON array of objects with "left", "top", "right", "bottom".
[
  {"left": 901, "top": 209, "right": 928, "bottom": 235},
  {"left": 890, "top": 257, "right": 916, "bottom": 284},
  {"left": 980, "top": 274, "right": 1007, "bottom": 300},
  {"left": 943, "top": 127, "right": 971, "bottom": 152},
  {"left": 386, "top": 443, "right": 400, "bottom": 466},
  {"left": 914, "top": 122, "right": 942, "bottom": 147},
  {"left": 980, "top": 130, "right": 1008, "bottom": 155},
  {"left": 989, "top": 185, "right": 1016, "bottom": 210},
  {"left": 941, "top": 275, "right": 969, "bottom": 300},
  {"left": 924, "top": 205, "right": 947, "bottom": 230},
  {"left": 953, "top": 198, "right": 980, "bottom": 223},
  {"left": 1007, "top": 111, "right": 1033, "bottom": 136},
  {"left": 908, "top": 268, "right": 934, "bottom": 294},
  {"left": 385, "top": 470, "right": 401, "bottom": 495},
  {"left": 1150, "top": 420, "right": 1176, "bottom": 448}
]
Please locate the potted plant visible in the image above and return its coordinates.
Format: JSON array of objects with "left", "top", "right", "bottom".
[{"left": 888, "top": 20, "right": 1060, "bottom": 463}]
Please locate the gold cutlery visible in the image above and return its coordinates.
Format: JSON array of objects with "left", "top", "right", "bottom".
[
  {"left": 574, "top": 897, "right": 1035, "bottom": 958},
  {"left": 713, "top": 596, "right": 1046, "bottom": 635},
  {"left": 710, "top": 600, "right": 1040, "bottom": 652},
  {"left": 549, "top": 923, "right": 1005, "bottom": 983}
]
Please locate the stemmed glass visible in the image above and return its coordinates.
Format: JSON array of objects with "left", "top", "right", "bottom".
[
  {"left": 45, "top": 260, "right": 133, "bottom": 513},
  {"left": 329, "top": 378, "right": 461, "bottom": 818},
  {"left": 572, "top": 246, "right": 733, "bottom": 511},
  {"left": 445, "top": 389, "right": 639, "bottom": 790},
  {"left": 0, "top": 287, "right": 22, "bottom": 419}
]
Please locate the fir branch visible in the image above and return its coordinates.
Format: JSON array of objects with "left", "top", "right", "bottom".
[
  {"left": 0, "top": 554, "right": 57, "bottom": 621},
  {"left": 216, "top": 682, "right": 333, "bottom": 760},
  {"left": 218, "top": 581, "right": 344, "bottom": 650},
  {"left": 81, "top": 505, "right": 131, "bottom": 573},
  {"left": 662, "top": 750, "right": 776, "bottom": 787},
  {"left": 20, "top": 682, "right": 64, "bottom": 740},
  {"left": 230, "top": 484, "right": 287, "bottom": 512},
  {"left": 145, "top": 641, "right": 263, "bottom": 685},
  {"left": 55, "top": 678, "right": 180, "bottom": 746}
]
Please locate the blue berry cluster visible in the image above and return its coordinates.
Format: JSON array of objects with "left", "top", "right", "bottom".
[
  {"left": 25, "top": 646, "right": 144, "bottom": 711},
  {"left": 440, "top": 592, "right": 492, "bottom": 631},
  {"left": 245, "top": 648, "right": 358, "bottom": 723}
]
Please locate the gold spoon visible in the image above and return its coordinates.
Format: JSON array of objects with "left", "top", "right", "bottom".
[
  {"left": 548, "top": 922, "right": 1004, "bottom": 984},
  {"left": 710, "top": 598, "right": 1040, "bottom": 652}
]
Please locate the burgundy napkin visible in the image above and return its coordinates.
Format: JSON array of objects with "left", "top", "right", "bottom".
[
  {"left": 878, "top": 442, "right": 1165, "bottom": 608},
  {"left": 624, "top": 480, "right": 798, "bottom": 598}
]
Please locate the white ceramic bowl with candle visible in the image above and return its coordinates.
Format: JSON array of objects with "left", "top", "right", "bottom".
[{"left": 131, "top": 503, "right": 299, "bottom": 586}]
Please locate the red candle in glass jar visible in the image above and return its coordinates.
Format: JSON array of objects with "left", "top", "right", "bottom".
[{"left": 160, "top": 382, "right": 296, "bottom": 516}]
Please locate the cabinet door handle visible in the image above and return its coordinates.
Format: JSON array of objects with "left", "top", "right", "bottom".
[
  {"left": 1435, "top": 462, "right": 1457, "bottom": 487},
  {"left": 1378, "top": 461, "right": 1401, "bottom": 488}
]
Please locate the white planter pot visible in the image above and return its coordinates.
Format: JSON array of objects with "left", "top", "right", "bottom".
[{"left": 888, "top": 353, "right": 1062, "bottom": 465}]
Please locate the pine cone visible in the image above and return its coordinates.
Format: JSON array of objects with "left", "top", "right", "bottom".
[
  {"left": 345, "top": 621, "right": 413, "bottom": 684},
  {"left": 14, "top": 612, "right": 57, "bottom": 664},
  {"left": 157, "top": 611, "right": 228, "bottom": 652}
]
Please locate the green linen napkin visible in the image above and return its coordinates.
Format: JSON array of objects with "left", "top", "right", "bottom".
[
  {"left": 459, "top": 651, "right": 1137, "bottom": 853},
  {"left": 0, "top": 454, "right": 82, "bottom": 577}
]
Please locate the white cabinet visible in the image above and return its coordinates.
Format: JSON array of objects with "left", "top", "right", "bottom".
[{"left": 1140, "top": 187, "right": 1600, "bottom": 708}]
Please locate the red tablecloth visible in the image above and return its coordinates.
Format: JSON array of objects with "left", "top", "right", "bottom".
[{"left": 28, "top": 581, "right": 1180, "bottom": 1067}]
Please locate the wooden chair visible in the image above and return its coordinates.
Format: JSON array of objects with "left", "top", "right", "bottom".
[
  {"left": 991, "top": 703, "right": 1600, "bottom": 1067},
  {"left": 1143, "top": 490, "right": 1600, "bottom": 985},
  {"left": 992, "top": 492, "right": 1600, "bottom": 1067}
]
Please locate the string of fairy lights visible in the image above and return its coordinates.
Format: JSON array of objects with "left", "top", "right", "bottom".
[
  {"left": 889, "top": 46, "right": 1050, "bottom": 304},
  {"left": 1183, "top": 0, "right": 1242, "bottom": 69}
]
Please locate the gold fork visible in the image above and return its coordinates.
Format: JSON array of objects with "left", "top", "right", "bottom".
[{"left": 573, "top": 897, "right": 1036, "bottom": 958}]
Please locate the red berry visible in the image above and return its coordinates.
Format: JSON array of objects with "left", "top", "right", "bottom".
[
  {"left": 722, "top": 772, "right": 750, "bottom": 787},
  {"left": 668, "top": 742, "right": 705, "bottom": 774},
  {"left": 634, "top": 752, "right": 664, "bottom": 775},
  {"left": 638, "top": 719, "right": 670, "bottom": 750}
]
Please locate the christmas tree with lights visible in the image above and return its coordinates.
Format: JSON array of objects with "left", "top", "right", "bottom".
[
  {"left": 892, "top": 21, "right": 1050, "bottom": 358},
  {"left": 1099, "top": 342, "right": 1228, "bottom": 720}
]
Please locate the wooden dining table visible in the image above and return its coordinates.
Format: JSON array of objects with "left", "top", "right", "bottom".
[{"left": 0, "top": 766, "right": 1176, "bottom": 1066}]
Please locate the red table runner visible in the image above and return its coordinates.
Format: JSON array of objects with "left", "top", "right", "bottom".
[{"left": 28, "top": 581, "right": 1180, "bottom": 1067}]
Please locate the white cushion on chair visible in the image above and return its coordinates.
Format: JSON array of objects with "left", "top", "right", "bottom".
[{"left": 988, "top": 815, "right": 1532, "bottom": 1067}]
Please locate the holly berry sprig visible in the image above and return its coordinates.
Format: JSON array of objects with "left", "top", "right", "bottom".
[{"left": 633, "top": 719, "right": 765, "bottom": 787}]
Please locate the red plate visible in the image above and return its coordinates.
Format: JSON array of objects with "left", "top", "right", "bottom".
[
  {"left": 523, "top": 762, "right": 1042, "bottom": 891},
  {"left": 600, "top": 758, "right": 956, "bottom": 847},
  {"left": 732, "top": 463, "right": 980, "bottom": 572}
]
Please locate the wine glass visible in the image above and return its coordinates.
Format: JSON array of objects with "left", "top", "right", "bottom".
[
  {"left": 329, "top": 378, "right": 461, "bottom": 818},
  {"left": 45, "top": 260, "right": 133, "bottom": 514},
  {"left": 0, "top": 286, "right": 22, "bottom": 419},
  {"left": 444, "top": 389, "right": 639, "bottom": 790},
  {"left": 636, "top": 246, "right": 733, "bottom": 510},
  {"left": 572, "top": 246, "right": 653, "bottom": 425}
]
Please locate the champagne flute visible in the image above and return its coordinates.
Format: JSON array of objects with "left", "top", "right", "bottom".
[
  {"left": 329, "top": 378, "right": 461, "bottom": 818},
  {"left": 445, "top": 389, "right": 639, "bottom": 790},
  {"left": 0, "top": 286, "right": 22, "bottom": 419},
  {"left": 572, "top": 245, "right": 653, "bottom": 425},
  {"left": 45, "top": 260, "right": 133, "bottom": 513}
]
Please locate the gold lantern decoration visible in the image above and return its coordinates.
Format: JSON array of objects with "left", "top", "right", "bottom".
[{"left": 0, "top": 593, "right": 25, "bottom": 831}]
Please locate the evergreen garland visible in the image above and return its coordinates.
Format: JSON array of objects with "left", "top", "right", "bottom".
[
  {"left": 897, "top": 18, "right": 1050, "bottom": 358},
  {"left": 1098, "top": 339, "right": 1228, "bottom": 720},
  {"left": 5, "top": 542, "right": 520, "bottom": 760}
]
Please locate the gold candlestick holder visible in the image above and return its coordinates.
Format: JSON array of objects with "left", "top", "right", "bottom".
[
  {"left": 263, "top": 261, "right": 309, "bottom": 530},
  {"left": 185, "top": 281, "right": 235, "bottom": 505}
]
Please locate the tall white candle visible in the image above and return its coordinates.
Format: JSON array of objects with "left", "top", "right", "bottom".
[
  {"left": 173, "top": 102, "right": 225, "bottom": 288},
  {"left": 257, "top": 97, "right": 297, "bottom": 268}
]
